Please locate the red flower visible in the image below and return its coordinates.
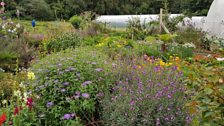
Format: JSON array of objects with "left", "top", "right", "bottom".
[
  {"left": 26, "top": 98, "right": 33, "bottom": 110},
  {"left": 0, "top": 113, "right": 6, "bottom": 125},
  {"left": 14, "top": 106, "right": 23, "bottom": 116}
]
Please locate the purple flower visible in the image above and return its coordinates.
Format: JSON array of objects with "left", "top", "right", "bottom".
[
  {"left": 91, "top": 62, "right": 97, "bottom": 65},
  {"left": 69, "top": 67, "right": 76, "bottom": 71},
  {"left": 73, "top": 91, "right": 80, "bottom": 99},
  {"left": 130, "top": 100, "right": 135, "bottom": 106},
  {"left": 57, "top": 64, "right": 62, "bottom": 66},
  {"left": 82, "top": 81, "right": 92, "bottom": 87},
  {"left": 63, "top": 82, "right": 70, "bottom": 86},
  {"left": 61, "top": 88, "right": 66, "bottom": 92},
  {"left": 82, "top": 93, "right": 90, "bottom": 98},
  {"left": 63, "top": 114, "right": 72, "bottom": 120},
  {"left": 167, "top": 93, "right": 172, "bottom": 99},
  {"left": 95, "top": 68, "right": 103, "bottom": 72},
  {"left": 59, "top": 71, "right": 64, "bottom": 75},
  {"left": 75, "top": 91, "right": 81, "bottom": 95},
  {"left": 46, "top": 102, "right": 54, "bottom": 108},
  {"left": 54, "top": 79, "right": 59, "bottom": 83}
]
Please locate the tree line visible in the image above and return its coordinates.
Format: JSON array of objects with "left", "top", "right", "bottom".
[{"left": 2, "top": 0, "right": 213, "bottom": 20}]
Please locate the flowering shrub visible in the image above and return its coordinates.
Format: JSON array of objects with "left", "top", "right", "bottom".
[
  {"left": 101, "top": 56, "right": 191, "bottom": 126},
  {"left": 30, "top": 47, "right": 110, "bottom": 125},
  {"left": 96, "top": 36, "right": 134, "bottom": 59}
]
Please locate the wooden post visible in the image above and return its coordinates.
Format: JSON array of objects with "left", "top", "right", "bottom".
[{"left": 159, "top": 8, "right": 163, "bottom": 33}]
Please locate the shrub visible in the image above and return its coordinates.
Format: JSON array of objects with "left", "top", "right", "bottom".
[
  {"left": 69, "top": 15, "right": 83, "bottom": 29},
  {"left": 44, "top": 33, "right": 82, "bottom": 52},
  {"left": 30, "top": 47, "right": 111, "bottom": 125},
  {"left": 100, "top": 56, "right": 191, "bottom": 126}
]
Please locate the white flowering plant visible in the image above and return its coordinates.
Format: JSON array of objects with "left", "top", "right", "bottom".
[{"left": 0, "top": 18, "right": 23, "bottom": 38}]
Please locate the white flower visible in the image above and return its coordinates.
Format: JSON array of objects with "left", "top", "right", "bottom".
[
  {"left": 216, "top": 58, "right": 224, "bottom": 61},
  {"left": 14, "top": 90, "right": 21, "bottom": 97},
  {"left": 183, "top": 42, "right": 196, "bottom": 48},
  {"left": 2, "top": 100, "right": 7, "bottom": 104},
  {"left": 12, "top": 28, "right": 17, "bottom": 32},
  {"left": 16, "top": 23, "right": 21, "bottom": 28},
  {"left": 19, "top": 82, "right": 25, "bottom": 88},
  {"left": 23, "top": 92, "right": 28, "bottom": 102}
]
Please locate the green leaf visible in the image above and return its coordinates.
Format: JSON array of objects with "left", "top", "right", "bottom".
[
  {"left": 204, "top": 88, "right": 213, "bottom": 95},
  {"left": 204, "top": 111, "right": 213, "bottom": 118}
]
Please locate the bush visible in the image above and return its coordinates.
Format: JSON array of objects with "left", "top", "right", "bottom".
[
  {"left": 69, "top": 15, "right": 83, "bottom": 29},
  {"left": 44, "top": 33, "right": 82, "bottom": 52},
  {"left": 100, "top": 57, "right": 191, "bottom": 126},
  {"left": 30, "top": 47, "right": 111, "bottom": 125}
]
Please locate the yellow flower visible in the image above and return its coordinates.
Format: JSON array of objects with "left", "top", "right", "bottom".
[
  {"left": 96, "top": 43, "right": 104, "bottom": 47},
  {"left": 28, "top": 71, "right": 35, "bottom": 80},
  {"left": 175, "top": 57, "right": 180, "bottom": 61},
  {"left": 159, "top": 60, "right": 165, "bottom": 66}
]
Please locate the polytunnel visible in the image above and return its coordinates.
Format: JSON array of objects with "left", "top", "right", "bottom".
[
  {"left": 202, "top": 0, "right": 224, "bottom": 39},
  {"left": 96, "top": 14, "right": 206, "bottom": 29}
]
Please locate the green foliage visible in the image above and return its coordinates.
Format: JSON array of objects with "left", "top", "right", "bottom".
[
  {"left": 44, "top": 33, "right": 82, "bottom": 52},
  {"left": 69, "top": 15, "right": 82, "bottom": 29},
  {"left": 183, "top": 61, "right": 224, "bottom": 126},
  {"left": 83, "top": 34, "right": 103, "bottom": 46},
  {"left": 2, "top": 0, "right": 213, "bottom": 20},
  {"left": 181, "top": 0, "right": 213, "bottom": 16},
  {"left": 157, "top": 34, "right": 177, "bottom": 43},
  {"left": 30, "top": 47, "right": 110, "bottom": 125}
]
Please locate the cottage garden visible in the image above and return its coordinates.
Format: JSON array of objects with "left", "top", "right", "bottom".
[{"left": 0, "top": 4, "right": 224, "bottom": 126}]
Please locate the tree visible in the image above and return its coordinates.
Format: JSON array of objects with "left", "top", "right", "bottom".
[{"left": 19, "top": 0, "right": 53, "bottom": 20}]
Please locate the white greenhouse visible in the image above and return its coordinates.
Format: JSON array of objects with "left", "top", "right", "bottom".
[
  {"left": 202, "top": 0, "right": 224, "bottom": 39},
  {"left": 96, "top": 14, "right": 206, "bottom": 29}
]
